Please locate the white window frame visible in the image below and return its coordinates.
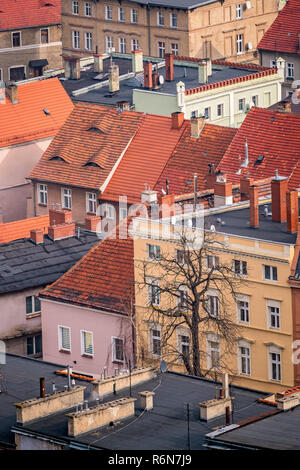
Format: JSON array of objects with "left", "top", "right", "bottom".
[
  {"left": 207, "top": 334, "right": 220, "bottom": 370},
  {"left": 38, "top": 184, "right": 48, "bottom": 205},
  {"left": 157, "top": 11, "right": 165, "bottom": 27},
  {"left": 86, "top": 192, "right": 96, "bottom": 214},
  {"left": 264, "top": 91, "right": 271, "bottom": 107},
  {"left": 106, "top": 36, "right": 113, "bottom": 52},
  {"left": 252, "top": 95, "right": 258, "bottom": 106},
  {"left": 105, "top": 5, "right": 113, "bottom": 21},
  {"left": 85, "top": 2, "right": 92, "bottom": 17},
  {"left": 170, "top": 12, "right": 177, "bottom": 29},
  {"left": 149, "top": 324, "right": 161, "bottom": 356},
  {"left": 177, "top": 285, "right": 189, "bottom": 311},
  {"left": 72, "top": 0, "right": 79, "bottom": 15},
  {"left": 238, "top": 98, "right": 245, "bottom": 112},
  {"left": 238, "top": 341, "right": 251, "bottom": 375},
  {"left": 112, "top": 336, "right": 125, "bottom": 362},
  {"left": 204, "top": 107, "right": 211, "bottom": 120},
  {"left": 131, "top": 8, "right": 138, "bottom": 24},
  {"left": 147, "top": 244, "right": 161, "bottom": 260},
  {"left": 287, "top": 62, "right": 294, "bottom": 79},
  {"left": 85, "top": 32, "right": 93, "bottom": 51},
  {"left": 158, "top": 41, "right": 165, "bottom": 58},
  {"left": 236, "top": 294, "right": 250, "bottom": 324},
  {"left": 171, "top": 42, "right": 179, "bottom": 55},
  {"left": 119, "top": 37, "right": 126, "bottom": 53},
  {"left": 103, "top": 203, "right": 114, "bottom": 220},
  {"left": 206, "top": 255, "right": 219, "bottom": 269},
  {"left": 268, "top": 345, "right": 282, "bottom": 382},
  {"left": 118, "top": 7, "right": 125, "bottom": 22},
  {"left": 236, "top": 34, "right": 243, "bottom": 54},
  {"left": 81, "top": 330, "right": 94, "bottom": 356},
  {"left": 263, "top": 265, "right": 278, "bottom": 282},
  {"left": 177, "top": 327, "right": 190, "bottom": 360},
  {"left": 40, "top": 28, "right": 49, "bottom": 44},
  {"left": 9, "top": 65, "right": 26, "bottom": 81},
  {"left": 58, "top": 325, "right": 71, "bottom": 352},
  {"left": 72, "top": 30, "right": 80, "bottom": 49},
  {"left": 26, "top": 295, "right": 41, "bottom": 315},
  {"left": 217, "top": 103, "right": 224, "bottom": 117},
  {"left": 62, "top": 188, "right": 72, "bottom": 210},
  {"left": 12, "top": 31, "right": 22, "bottom": 48},
  {"left": 236, "top": 4, "right": 243, "bottom": 19},
  {"left": 176, "top": 249, "right": 188, "bottom": 265},
  {"left": 131, "top": 38, "right": 139, "bottom": 51},
  {"left": 147, "top": 278, "right": 160, "bottom": 307},
  {"left": 233, "top": 259, "right": 247, "bottom": 276},
  {"left": 266, "top": 299, "right": 281, "bottom": 330},
  {"left": 119, "top": 205, "right": 127, "bottom": 221}
]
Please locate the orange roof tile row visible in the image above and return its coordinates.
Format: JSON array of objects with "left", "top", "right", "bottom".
[
  {"left": 0, "top": 78, "right": 74, "bottom": 148},
  {"left": 174, "top": 56, "right": 270, "bottom": 71},
  {"left": 258, "top": 0, "right": 300, "bottom": 54},
  {"left": 0, "top": 215, "right": 49, "bottom": 244},
  {"left": 0, "top": 0, "right": 60, "bottom": 30}
]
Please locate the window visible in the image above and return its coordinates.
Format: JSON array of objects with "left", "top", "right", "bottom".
[
  {"left": 158, "top": 41, "right": 165, "bottom": 58},
  {"left": 206, "top": 255, "right": 219, "bottom": 269},
  {"left": 86, "top": 192, "right": 96, "bottom": 214},
  {"left": 170, "top": 13, "right": 177, "bottom": 28},
  {"left": 131, "top": 8, "right": 138, "bottom": 24},
  {"left": 62, "top": 188, "right": 72, "bottom": 209},
  {"left": 41, "top": 28, "right": 49, "bottom": 44},
  {"left": 106, "top": 36, "right": 113, "bottom": 51},
  {"left": 287, "top": 62, "right": 294, "bottom": 79},
  {"left": 104, "top": 203, "right": 114, "bottom": 220},
  {"left": 81, "top": 330, "right": 93, "bottom": 356},
  {"left": 217, "top": 103, "right": 224, "bottom": 117},
  {"left": 12, "top": 32, "right": 21, "bottom": 47},
  {"left": 264, "top": 91, "right": 271, "bottom": 107},
  {"left": 233, "top": 260, "right": 247, "bottom": 275},
  {"left": 179, "top": 333, "right": 190, "bottom": 358},
  {"left": 72, "top": 30, "right": 80, "bottom": 49},
  {"left": 267, "top": 300, "right": 280, "bottom": 329},
  {"left": 171, "top": 43, "right": 179, "bottom": 55},
  {"left": 85, "top": 2, "right": 92, "bottom": 16},
  {"left": 237, "top": 298, "right": 250, "bottom": 323},
  {"left": 27, "top": 335, "right": 42, "bottom": 356},
  {"left": 112, "top": 337, "right": 124, "bottom": 362},
  {"left": 176, "top": 249, "right": 188, "bottom": 265},
  {"left": 131, "top": 39, "right": 139, "bottom": 51},
  {"left": 191, "top": 110, "right": 198, "bottom": 118},
  {"left": 238, "top": 98, "right": 245, "bottom": 112},
  {"left": 252, "top": 95, "right": 258, "bottom": 106},
  {"left": 59, "top": 326, "right": 71, "bottom": 351},
  {"left": 119, "top": 206, "right": 127, "bottom": 221},
  {"left": 207, "top": 295, "right": 219, "bottom": 317},
  {"left": 148, "top": 244, "right": 161, "bottom": 260},
  {"left": 269, "top": 351, "right": 281, "bottom": 381},
  {"left": 105, "top": 5, "right": 112, "bottom": 20},
  {"left": 148, "top": 279, "right": 160, "bottom": 307},
  {"left": 236, "top": 4, "right": 243, "bottom": 19},
  {"left": 85, "top": 32, "right": 92, "bottom": 51},
  {"left": 236, "top": 34, "right": 244, "bottom": 54},
  {"left": 264, "top": 265, "right": 277, "bottom": 281},
  {"left": 119, "top": 37, "right": 126, "bottom": 53},
  {"left": 9, "top": 66, "right": 25, "bottom": 81},
  {"left": 157, "top": 11, "right": 165, "bottom": 26},
  {"left": 118, "top": 7, "right": 125, "bottom": 22},
  {"left": 38, "top": 184, "right": 47, "bottom": 205},
  {"left": 178, "top": 287, "right": 188, "bottom": 311},
  {"left": 208, "top": 339, "right": 220, "bottom": 369},
  {"left": 239, "top": 345, "right": 250, "bottom": 375},
  {"left": 72, "top": 0, "right": 79, "bottom": 14},
  {"left": 204, "top": 107, "right": 211, "bottom": 119},
  {"left": 150, "top": 326, "right": 161, "bottom": 355},
  {"left": 26, "top": 296, "right": 41, "bottom": 315}
]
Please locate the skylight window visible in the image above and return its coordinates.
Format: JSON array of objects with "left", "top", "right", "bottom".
[{"left": 254, "top": 155, "right": 264, "bottom": 166}]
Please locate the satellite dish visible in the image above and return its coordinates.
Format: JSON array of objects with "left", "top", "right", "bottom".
[
  {"left": 160, "top": 360, "right": 167, "bottom": 373},
  {"left": 159, "top": 75, "right": 165, "bottom": 85}
]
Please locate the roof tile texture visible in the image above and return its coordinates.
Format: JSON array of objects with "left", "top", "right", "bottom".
[
  {"left": 0, "top": 215, "right": 49, "bottom": 244},
  {"left": 0, "top": 0, "right": 61, "bottom": 30}
]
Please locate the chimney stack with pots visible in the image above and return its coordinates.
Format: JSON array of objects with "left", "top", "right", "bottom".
[
  {"left": 64, "top": 57, "right": 81, "bottom": 80},
  {"left": 198, "top": 60, "right": 208, "bottom": 83},
  {"left": 109, "top": 63, "right": 120, "bottom": 92},
  {"left": 93, "top": 54, "right": 104, "bottom": 73},
  {"left": 171, "top": 111, "right": 184, "bottom": 129},
  {"left": 165, "top": 53, "right": 174, "bottom": 81},
  {"left": 271, "top": 172, "right": 288, "bottom": 223},
  {"left": 214, "top": 180, "right": 233, "bottom": 207},
  {"left": 30, "top": 229, "right": 44, "bottom": 245},
  {"left": 132, "top": 49, "right": 143, "bottom": 74},
  {"left": 287, "top": 190, "right": 299, "bottom": 233},
  {"left": 144, "top": 62, "right": 153, "bottom": 89},
  {"left": 48, "top": 208, "right": 75, "bottom": 241},
  {"left": 249, "top": 185, "right": 259, "bottom": 228}
]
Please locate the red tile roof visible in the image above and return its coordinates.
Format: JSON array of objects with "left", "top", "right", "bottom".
[
  {"left": 29, "top": 104, "right": 144, "bottom": 190},
  {"left": 217, "top": 107, "right": 300, "bottom": 188},
  {"left": 40, "top": 220, "right": 134, "bottom": 315},
  {"left": 0, "top": 0, "right": 61, "bottom": 30},
  {"left": 0, "top": 78, "right": 73, "bottom": 148},
  {"left": 258, "top": 0, "right": 300, "bottom": 54},
  {"left": 102, "top": 114, "right": 188, "bottom": 204},
  {"left": 0, "top": 215, "right": 49, "bottom": 244},
  {"left": 155, "top": 123, "right": 237, "bottom": 195}
]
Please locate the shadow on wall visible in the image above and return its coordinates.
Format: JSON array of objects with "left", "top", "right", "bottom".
[{"left": 0, "top": 183, "right": 32, "bottom": 222}]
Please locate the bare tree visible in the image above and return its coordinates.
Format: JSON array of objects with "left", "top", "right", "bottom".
[{"left": 136, "top": 224, "right": 246, "bottom": 378}]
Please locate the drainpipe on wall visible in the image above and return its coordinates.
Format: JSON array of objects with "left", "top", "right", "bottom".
[
  {"left": 147, "top": 5, "right": 151, "bottom": 57},
  {"left": 33, "top": 181, "right": 37, "bottom": 217}
]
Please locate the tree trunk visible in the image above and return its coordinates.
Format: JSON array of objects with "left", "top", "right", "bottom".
[{"left": 191, "top": 311, "right": 201, "bottom": 376}]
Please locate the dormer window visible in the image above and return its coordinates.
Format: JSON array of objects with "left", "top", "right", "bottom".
[
  {"left": 87, "top": 127, "right": 103, "bottom": 133},
  {"left": 84, "top": 161, "right": 100, "bottom": 168},
  {"left": 49, "top": 156, "right": 66, "bottom": 162}
]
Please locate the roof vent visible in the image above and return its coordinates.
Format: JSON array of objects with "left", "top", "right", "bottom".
[
  {"left": 254, "top": 155, "right": 264, "bottom": 166},
  {"left": 43, "top": 108, "right": 50, "bottom": 115}
]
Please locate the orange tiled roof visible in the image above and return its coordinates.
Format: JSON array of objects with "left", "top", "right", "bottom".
[
  {"left": 0, "top": 215, "right": 49, "bottom": 244},
  {"left": 102, "top": 114, "right": 188, "bottom": 204},
  {"left": 155, "top": 123, "right": 237, "bottom": 195},
  {"left": 40, "top": 220, "right": 134, "bottom": 314},
  {"left": 0, "top": 0, "right": 60, "bottom": 30},
  {"left": 217, "top": 107, "right": 300, "bottom": 187},
  {"left": 29, "top": 104, "right": 144, "bottom": 190},
  {"left": 258, "top": 0, "right": 300, "bottom": 54},
  {"left": 0, "top": 78, "right": 73, "bottom": 148}
]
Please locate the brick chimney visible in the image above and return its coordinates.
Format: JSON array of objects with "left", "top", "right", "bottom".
[
  {"left": 132, "top": 49, "right": 143, "bottom": 74},
  {"left": 165, "top": 53, "right": 174, "bottom": 81},
  {"left": 64, "top": 57, "right": 81, "bottom": 80},
  {"left": 109, "top": 64, "right": 119, "bottom": 92},
  {"left": 271, "top": 173, "right": 288, "bottom": 223},
  {"left": 161, "top": 194, "right": 175, "bottom": 218},
  {"left": 6, "top": 82, "right": 18, "bottom": 104},
  {"left": 30, "top": 229, "right": 44, "bottom": 244},
  {"left": 85, "top": 215, "right": 101, "bottom": 232},
  {"left": 117, "top": 101, "right": 130, "bottom": 112},
  {"left": 198, "top": 60, "right": 208, "bottom": 83},
  {"left": 171, "top": 111, "right": 184, "bottom": 129},
  {"left": 49, "top": 208, "right": 72, "bottom": 226},
  {"left": 214, "top": 181, "right": 232, "bottom": 207},
  {"left": 144, "top": 62, "right": 153, "bottom": 89},
  {"left": 93, "top": 54, "right": 104, "bottom": 73},
  {"left": 240, "top": 176, "right": 254, "bottom": 201},
  {"left": 206, "top": 163, "right": 217, "bottom": 189},
  {"left": 249, "top": 185, "right": 259, "bottom": 228},
  {"left": 48, "top": 208, "right": 75, "bottom": 240},
  {"left": 287, "top": 190, "right": 299, "bottom": 233},
  {"left": 277, "top": 100, "right": 292, "bottom": 113},
  {"left": 190, "top": 116, "right": 205, "bottom": 138}
]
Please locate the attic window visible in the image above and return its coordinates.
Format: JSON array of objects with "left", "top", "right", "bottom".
[
  {"left": 50, "top": 156, "right": 66, "bottom": 162},
  {"left": 87, "top": 127, "right": 104, "bottom": 133},
  {"left": 84, "top": 162, "right": 100, "bottom": 168},
  {"left": 254, "top": 155, "right": 264, "bottom": 166}
]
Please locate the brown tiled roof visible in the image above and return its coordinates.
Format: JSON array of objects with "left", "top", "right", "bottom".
[{"left": 29, "top": 104, "right": 144, "bottom": 190}]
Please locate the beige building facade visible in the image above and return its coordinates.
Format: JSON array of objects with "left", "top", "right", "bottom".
[{"left": 62, "top": 0, "right": 282, "bottom": 63}]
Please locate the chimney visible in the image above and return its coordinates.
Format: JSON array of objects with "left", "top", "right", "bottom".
[
  {"left": 271, "top": 173, "right": 288, "bottom": 223},
  {"left": 144, "top": 62, "right": 153, "bottom": 89},
  {"left": 141, "top": 188, "right": 158, "bottom": 204},
  {"left": 277, "top": 100, "right": 292, "bottom": 113},
  {"left": 190, "top": 116, "right": 205, "bottom": 138},
  {"left": 206, "top": 163, "right": 217, "bottom": 189},
  {"left": 64, "top": 57, "right": 81, "bottom": 80},
  {"left": 6, "top": 82, "right": 18, "bottom": 104},
  {"left": 48, "top": 208, "right": 75, "bottom": 240},
  {"left": 30, "top": 229, "right": 44, "bottom": 244},
  {"left": 49, "top": 208, "right": 72, "bottom": 226},
  {"left": 132, "top": 49, "right": 143, "bottom": 74},
  {"left": 93, "top": 53, "right": 104, "bottom": 73},
  {"left": 249, "top": 185, "right": 259, "bottom": 228},
  {"left": 161, "top": 194, "right": 175, "bottom": 218},
  {"left": 287, "top": 190, "right": 299, "bottom": 233},
  {"left": 165, "top": 53, "right": 174, "bottom": 81},
  {"left": 117, "top": 101, "right": 130, "bottom": 112},
  {"left": 109, "top": 63, "right": 119, "bottom": 92},
  {"left": 222, "top": 373, "right": 229, "bottom": 399},
  {"left": 198, "top": 60, "right": 208, "bottom": 83},
  {"left": 85, "top": 215, "right": 101, "bottom": 232},
  {"left": 206, "top": 58, "right": 212, "bottom": 76},
  {"left": 139, "top": 391, "right": 155, "bottom": 410},
  {"left": 240, "top": 175, "right": 254, "bottom": 201},
  {"left": 40, "top": 377, "right": 45, "bottom": 399},
  {"left": 171, "top": 111, "right": 184, "bottom": 129},
  {"left": 214, "top": 181, "right": 233, "bottom": 207}
]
